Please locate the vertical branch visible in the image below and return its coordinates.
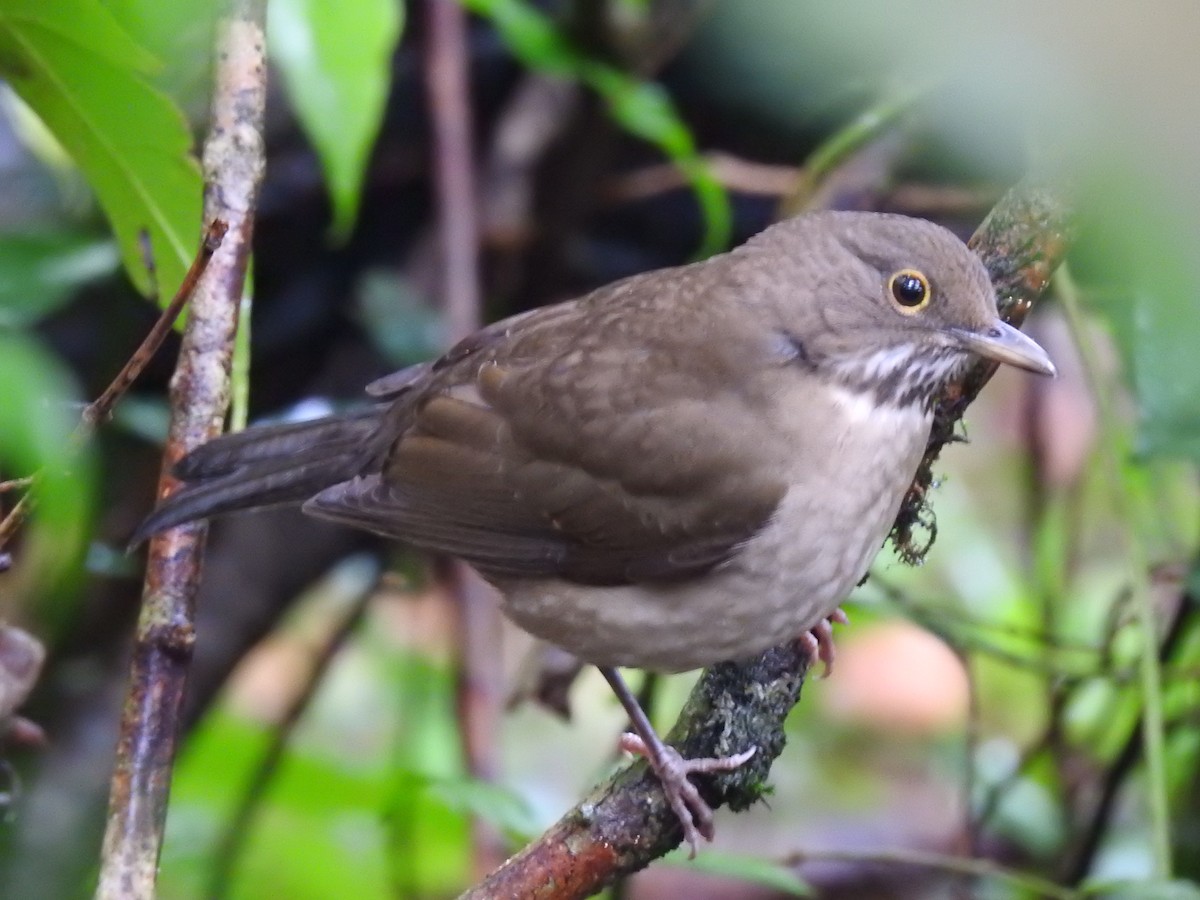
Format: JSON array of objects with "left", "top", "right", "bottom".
[
  {"left": 94, "top": 3, "right": 267, "bottom": 898},
  {"left": 425, "top": 0, "right": 482, "bottom": 344},
  {"left": 423, "top": 0, "right": 506, "bottom": 876}
]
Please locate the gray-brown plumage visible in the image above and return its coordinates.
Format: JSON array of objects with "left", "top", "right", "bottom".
[{"left": 134, "top": 211, "right": 1055, "bottom": 851}]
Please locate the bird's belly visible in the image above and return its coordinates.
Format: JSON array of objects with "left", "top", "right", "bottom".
[{"left": 500, "top": 395, "right": 932, "bottom": 672}]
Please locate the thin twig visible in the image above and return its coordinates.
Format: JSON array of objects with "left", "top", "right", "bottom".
[
  {"left": 603, "top": 153, "right": 801, "bottom": 203},
  {"left": 208, "top": 585, "right": 376, "bottom": 898},
  {"left": 93, "top": 2, "right": 267, "bottom": 897},
  {"left": 0, "top": 496, "right": 30, "bottom": 551},
  {"left": 870, "top": 576, "right": 1104, "bottom": 658},
  {"left": 423, "top": 0, "right": 506, "bottom": 877},
  {"left": 0, "top": 223, "right": 226, "bottom": 554},
  {"left": 880, "top": 591, "right": 1103, "bottom": 680},
  {"left": 781, "top": 847, "right": 1082, "bottom": 900},
  {"left": 0, "top": 478, "right": 33, "bottom": 494},
  {"left": 83, "top": 221, "right": 228, "bottom": 430}
]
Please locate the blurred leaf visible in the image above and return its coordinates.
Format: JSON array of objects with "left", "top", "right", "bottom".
[
  {"left": 0, "top": 233, "right": 118, "bottom": 326},
  {"left": 382, "top": 654, "right": 471, "bottom": 895},
  {"left": 355, "top": 268, "right": 444, "bottom": 365},
  {"left": 0, "top": 333, "right": 94, "bottom": 616},
  {"left": 425, "top": 775, "right": 539, "bottom": 842},
  {"left": 103, "top": 0, "right": 217, "bottom": 105},
  {"left": 1082, "top": 879, "right": 1200, "bottom": 899},
  {"left": 666, "top": 850, "right": 813, "bottom": 896},
  {"left": 269, "top": 0, "right": 402, "bottom": 239},
  {"left": 110, "top": 394, "right": 170, "bottom": 445},
  {"left": 166, "top": 713, "right": 395, "bottom": 899},
  {"left": 383, "top": 770, "right": 472, "bottom": 896},
  {"left": 0, "top": 0, "right": 202, "bottom": 301},
  {"left": 232, "top": 808, "right": 389, "bottom": 900},
  {"left": 462, "top": 0, "right": 731, "bottom": 257}
]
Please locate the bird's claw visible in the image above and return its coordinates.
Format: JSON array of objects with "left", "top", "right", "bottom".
[
  {"left": 619, "top": 732, "right": 756, "bottom": 857},
  {"left": 796, "top": 607, "right": 849, "bottom": 677}
]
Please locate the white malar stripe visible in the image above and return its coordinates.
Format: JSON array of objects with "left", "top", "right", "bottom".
[
  {"left": 836, "top": 345, "right": 913, "bottom": 383},
  {"left": 828, "top": 384, "right": 931, "bottom": 429}
]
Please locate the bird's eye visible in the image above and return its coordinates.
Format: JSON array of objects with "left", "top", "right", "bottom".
[{"left": 888, "top": 269, "right": 931, "bottom": 313}]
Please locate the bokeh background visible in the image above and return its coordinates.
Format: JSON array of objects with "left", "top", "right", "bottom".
[{"left": 1, "top": 1, "right": 1199, "bottom": 897}]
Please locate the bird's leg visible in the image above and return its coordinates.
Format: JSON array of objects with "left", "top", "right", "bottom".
[
  {"left": 795, "top": 607, "right": 849, "bottom": 677},
  {"left": 599, "top": 666, "right": 756, "bottom": 857}
]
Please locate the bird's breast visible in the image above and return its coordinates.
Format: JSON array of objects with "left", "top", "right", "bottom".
[{"left": 499, "top": 380, "right": 933, "bottom": 672}]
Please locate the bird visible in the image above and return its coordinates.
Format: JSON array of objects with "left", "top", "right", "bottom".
[{"left": 133, "top": 210, "right": 1055, "bottom": 854}]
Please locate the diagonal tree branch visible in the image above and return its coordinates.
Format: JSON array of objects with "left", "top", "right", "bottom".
[{"left": 461, "top": 179, "right": 1074, "bottom": 900}]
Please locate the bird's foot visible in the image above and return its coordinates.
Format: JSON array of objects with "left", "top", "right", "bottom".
[
  {"left": 619, "top": 732, "right": 756, "bottom": 857},
  {"left": 796, "top": 607, "right": 849, "bottom": 677}
]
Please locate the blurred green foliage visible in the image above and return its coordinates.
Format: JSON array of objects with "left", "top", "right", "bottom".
[
  {"left": 162, "top": 647, "right": 482, "bottom": 898},
  {"left": 463, "top": 0, "right": 732, "bottom": 257},
  {"left": 1074, "top": 179, "right": 1200, "bottom": 460},
  {"left": 0, "top": 234, "right": 118, "bottom": 326},
  {"left": 268, "top": 0, "right": 403, "bottom": 239},
  {"left": 1, "top": 1, "right": 1199, "bottom": 898},
  {"left": 0, "top": 334, "right": 95, "bottom": 627}
]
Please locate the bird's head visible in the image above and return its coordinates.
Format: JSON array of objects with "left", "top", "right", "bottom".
[{"left": 750, "top": 211, "right": 1055, "bottom": 409}]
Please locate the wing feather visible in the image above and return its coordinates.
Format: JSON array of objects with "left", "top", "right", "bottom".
[{"left": 307, "top": 259, "right": 790, "bottom": 585}]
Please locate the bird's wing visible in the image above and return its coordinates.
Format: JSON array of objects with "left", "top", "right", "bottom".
[{"left": 305, "top": 265, "right": 790, "bottom": 585}]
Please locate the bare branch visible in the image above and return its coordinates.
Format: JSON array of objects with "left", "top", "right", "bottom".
[
  {"left": 83, "top": 220, "right": 228, "bottom": 430},
  {"left": 424, "top": 0, "right": 507, "bottom": 877},
  {"left": 94, "top": 2, "right": 267, "bottom": 897}
]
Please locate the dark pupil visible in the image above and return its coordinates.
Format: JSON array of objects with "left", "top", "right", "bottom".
[{"left": 893, "top": 274, "right": 926, "bottom": 306}]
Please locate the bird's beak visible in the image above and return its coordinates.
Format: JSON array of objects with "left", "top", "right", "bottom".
[{"left": 949, "top": 321, "right": 1057, "bottom": 376}]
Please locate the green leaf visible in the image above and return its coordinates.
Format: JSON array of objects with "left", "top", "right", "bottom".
[
  {"left": 424, "top": 776, "right": 539, "bottom": 842},
  {"left": 462, "top": 0, "right": 731, "bottom": 258},
  {"left": 0, "top": 233, "right": 118, "bottom": 326},
  {"left": 269, "top": 0, "right": 402, "bottom": 239},
  {"left": 0, "top": 0, "right": 202, "bottom": 302},
  {"left": 666, "top": 850, "right": 813, "bottom": 896},
  {"left": 103, "top": 0, "right": 217, "bottom": 104}
]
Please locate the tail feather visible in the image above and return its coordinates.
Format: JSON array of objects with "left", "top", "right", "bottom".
[
  {"left": 130, "top": 405, "right": 389, "bottom": 547},
  {"left": 174, "top": 406, "right": 384, "bottom": 478}
]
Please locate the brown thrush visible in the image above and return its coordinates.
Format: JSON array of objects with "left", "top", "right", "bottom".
[{"left": 134, "top": 211, "right": 1055, "bottom": 853}]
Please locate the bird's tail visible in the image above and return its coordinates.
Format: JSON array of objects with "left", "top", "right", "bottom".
[{"left": 130, "top": 405, "right": 388, "bottom": 546}]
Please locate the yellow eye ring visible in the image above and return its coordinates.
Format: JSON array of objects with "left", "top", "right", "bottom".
[{"left": 888, "top": 269, "right": 931, "bottom": 313}]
